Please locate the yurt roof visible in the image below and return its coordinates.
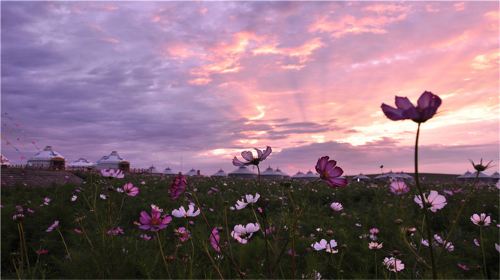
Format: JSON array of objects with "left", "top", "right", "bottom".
[
  {"left": 292, "top": 171, "right": 305, "bottom": 178},
  {"left": 1, "top": 154, "right": 11, "bottom": 165},
  {"left": 212, "top": 169, "right": 227, "bottom": 177},
  {"left": 186, "top": 168, "right": 198, "bottom": 176},
  {"left": 229, "top": 166, "right": 256, "bottom": 175},
  {"left": 30, "top": 146, "right": 64, "bottom": 160},
  {"left": 353, "top": 174, "right": 371, "bottom": 179},
  {"left": 457, "top": 171, "right": 472, "bottom": 178},
  {"left": 275, "top": 168, "right": 288, "bottom": 176},
  {"left": 97, "top": 151, "right": 127, "bottom": 164},
  {"left": 148, "top": 165, "right": 158, "bottom": 172},
  {"left": 491, "top": 171, "right": 500, "bottom": 178},
  {"left": 261, "top": 166, "right": 277, "bottom": 176},
  {"left": 68, "top": 158, "right": 95, "bottom": 167},
  {"left": 303, "top": 170, "right": 319, "bottom": 178},
  {"left": 163, "top": 167, "right": 176, "bottom": 175}
]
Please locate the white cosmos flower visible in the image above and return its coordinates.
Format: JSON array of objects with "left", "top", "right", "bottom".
[
  {"left": 234, "top": 199, "right": 248, "bottom": 210},
  {"left": 330, "top": 202, "right": 343, "bottom": 212},
  {"left": 414, "top": 190, "right": 447, "bottom": 212},
  {"left": 245, "top": 193, "right": 260, "bottom": 204},
  {"left": 231, "top": 223, "right": 260, "bottom": 244},
  {"left": 383, "top": 257, "right": 405, "bottom": 272},
  {"left": 172, "top": 204, "right": 200, "bottom": 218},
  {"left": 311, "top": 239, "right": 338, "bottom": 253}
]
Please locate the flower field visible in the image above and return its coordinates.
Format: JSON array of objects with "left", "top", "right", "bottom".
[{"left": 1, "top": 172, "right": 498, "bottom": 279}]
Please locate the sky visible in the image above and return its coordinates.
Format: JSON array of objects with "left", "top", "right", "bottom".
[{"left": 1, "top": 1, "right": 499, "bottom": 176}]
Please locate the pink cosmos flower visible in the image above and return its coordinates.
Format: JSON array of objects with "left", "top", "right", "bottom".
[
  {"left": 107, "top": 227, "right": 124, "bottom": 236},
  {"left": 457, "top": 263, "right": 470, "bottom": 271},
  {"left": 172, "top": 204, "right": 200, "bottom": 218},
  {"left": 470, "top": 213, "right": 491, "bottom": 226},
  {"left": 36, "top": 249, "right": 49, "bottom": 255},
  {"left": 389, "top": 180, "right": 409, "bottom": 195},
  {"left": 140, "top": 234, "right": 152, "bottom": 240},
  {"left": 381, "top": 91, "right": 442, "bottom": 123},
  {"left": 233, "top": 199, "right": 248, "bottom": 210},
  {"left": 330, "top": 202, "right": 343, "bottom": 212},
  {"left": 369, "top": 227, "right": 380, "bottom": 235},
  {"left": 473, "top": 238, "right": 480, "bottom": 247},
  {"left": 138, "top": 205, "right": 172, "bottom": 231},
  {"left": 210, "top": 227, "right": 221, "bottom": 253},
  {"left": 232, "top": 146, "right": 272, "bottom": 166},
  {"left": 41, "top": 197, "right": 51, "bottom": 206},
  {"left": 46, "top": 220, "right": 60, "bottom": 232},
  {"left": 169, "top": 174, "right": 187, "bottom": 200},
  {"left": 122, "top": 183, "right": 139, "bottom": 197},
  {"left": 231, "top": 223, "right": 260, "bottom": 244},
  {"left": 311, "top": 239, "right": 338, "bottom": 254},
  {"left": 414, "top": 190, "right": 447, "bottom": 212},
  {"left": 368, "top": 242, "right": 383, "bottom": 250},
  {"left": 73, "top": 228, "right": 83, "bottom": 234},
  {"left": 315, "top": 156, "right": 347, "bottom": 188},
  {"left": 175, "top": 227, "right": 191, "bottom": 242},
  {"left": 100, "top": 168, "right": 125, "bottom": 179},
  {"left": 383, "top": 257, "right": 405, "bottom": 272}
]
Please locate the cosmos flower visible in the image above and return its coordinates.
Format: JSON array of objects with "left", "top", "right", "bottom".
[
  {"left": 469, "top": 158, "right": 493, "bottom": 173},
  {"left": 41, "top": 197, "right": 51, "bottom": 206},
  {"left": 414, "top": 190, "right": 447, "bottom": 212},
  {"left": 138, "top": 205, "right": 172, "bottom": 231},
  {"left": 36, "top": 249, "right": 49, "bottom": 255},
  {"left": 107, "top": 227, "right": 124, "bottom": 236},
  {"left": 231, "top": 223, "right": 260, "bottom": 244},
  {"left": 457, "top": 263, "right": 470, "bottom": 271},
  {"left": 99, "top": 194, "right": 107, "bottom": 200},
  {"left": 232, "top": 146, "right": 272, "bottom": 166},
  {"left": 140, "top": 234, "right": 152, "bottom": 241},
  {"left": 381, "top": 91, "right": 442, "bottom": 123},
  {"left": 330, "top": 202, "right": 343, "bottom": 212},
  {"left": 100, "top": 169, "right": 125, "bottom": 179},
  {"left": 234, "top": 199, "right": 248, "bottom": 210},
  {"left": 315, "top": 156, "right": 347, "bottom": 188},
  {"left": 46, "top": 220, "right": 60, "bottom": 232},
  {"left": 210, "top": 227, "right": 221, "bottom": 253},
  {"left": 70, "top": 195, "right": 78, "bottom": 202},
  {"left": 470, "top": 213, "right": 491, "bottom": 227},
  {"left": 389, "top": 180, "right": 410, "bottom": 195},
  {"left": 175, "top": 227, "right": 191, "bottom": 242},
  {"left": 369, "top": 242, "right": 383, "bottom": 250},
  {"left": 172, "top": 204, "right": 200, "bottom": 218},
  {"left": 311, "top": 239, "right": 338, "bottom": 254},
  {"left": 122, "top": 182, "right": 139, "bottom": 197},
  {"left": 245, "top": 193, "right": 260, "bottom": 204},
  {"left": 169, "top": 174, "right": 187, "bottom": 200},
  {"left": 383, "top": 257, "right": 405, "bottom": 272}
]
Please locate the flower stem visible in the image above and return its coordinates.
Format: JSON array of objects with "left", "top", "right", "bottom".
[
  {"left": 414, "top": 123, "right": 437, "bottom": 279},
  {"left": 155, "top": 231, "right": 171, "bottom": 278},
  {"left": 479, "top": 227, "right": 489, "bottom": 279},
  {"left": 56, "top": 228, "right": 72, "bottom": 261}
]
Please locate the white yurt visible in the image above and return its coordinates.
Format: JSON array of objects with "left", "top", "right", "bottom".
[
  {"left": 96, "top": 151, "right": 130, "bottom": 171},
  {"left": 352, "top": 174, "right": 371, "bottom": 182},
  {"left": 292, "top": 171, "right": 305, "bottom": 179},
  {"left": 301, "top": 170, "right": 320, "bottom": 180},
  {"left": 185, "top": 168, "right": 198, "bottom": 177},
  {"left": 146, "top": 165, "right": 158, "bottom": 174},
  {"left": 212, "top": 169, "right": 227, "bottom": 177},
  {"left": 261, "top": 166, "right": 282, "bottom": 179},
  {"left": 67, "top": 158, "right": 95, "bottom": 170},
  {"left": 490, "top": 171, "right": 499, "bottom": 183},
  {"left": 228, "top": 166, "right": 257, "bottom": 178},
  {"left": 275, "top": 168, "right": 289, "bottom": 178},
  {"left": 1, "top": 154, "right": 11, "bottom": 167},
  {"left": 27, "top": 146, "right": 65, "bottom": 170},
  {"left": 163, "top": 167, "right": 177, "bottom": 176}
]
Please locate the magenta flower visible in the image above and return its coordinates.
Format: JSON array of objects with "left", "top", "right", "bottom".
[
  {"left": 315, "top": 156, "right": 347, "bottom": 188},
  {"left": 100, "top": 168, "right": 125, "bottom": 179},
  {"left": 36, "top": 249, "right": 49, "bottom": 255},
  {"left": 232, "top": 146, "right": 272, "bottom": 166},
  {"left": 414, "top": 190, "right": 447, "bottom": 212},
  {"left": 470, "top": 213, "right": 491, "bottom": 227},
  {"left": 389, "top": 180, "right": 410, "bottom": 195},
  {"left": 330, "top": 202, "right": 343, "bottom": 212},
  {"left": 138, "top": 205, "right": 172, "bottom": 231},
  {"left": 46, "top": 220, "right": 60, "bottom": 232},
  {"left": 381, "top": 91, "right": 442, "bottom": 123},
  {"left": 122, "top": 183, "right": 139, "bottom": 197},
  {"left": 210, "top": 227, "right": 221, "bottom": 253},
  {"left": 368, "top": 242, "right": 383, "bottom": 250},
  {"left": 107, "top": 227, "right": 124, "bottom": 236},
  {"left": 175, "top": 227, "right": 191, "bottom": 242},
  {"left": 169, "top": 174, "right": 187, "bottom": 200}
]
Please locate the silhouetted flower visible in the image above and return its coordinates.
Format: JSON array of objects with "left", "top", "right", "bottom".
[
  {"left": 232, "top": 146, "right": 272, "bottom": 166},
  {"left": 381, "top": 91, "right": 442, "bottom": 123},
  {"left": 169, "top": 174, "right": 187, "bottom": 200},
  {"left": 315, "top": 156, "right": 347, "bottom": 188},
  {"left": 469, "top": 158, "right": 493, "bottom": 173}
]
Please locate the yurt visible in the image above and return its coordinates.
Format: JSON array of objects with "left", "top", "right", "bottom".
[
  {"left": 163, "top": 167, "right": 177, "bottom": 176},
  {"left": 301, "top": 170, "right": 320, "bottom": 181},
  {"left": 212, "top": 169, "right": 227, "bottom": 177},
  {"left": 275, "top": 168, "right": 289, "bottom": 178},
  {"left": 292, "top": 171, "right": 305, "bottom": 179},
  {"left": 352, "top": 174, "right": 371, "bottom": 182},
  {"left": 185, "top": 168, "right": 198, "bottom": 177},
  {"left": 456, "top": 171, "right": 473, "bottom": 182},
  {"left": 27, "top": 146, "right": 65, "bottom": 170},
  {"left": 490, "top": 172, "right": 499, "bottom": 183},
  {"left": 96, "top": 151, "right": 130, "bottom": 172},
  {"left": 67, "top": 158, "right": 95, "bottom": 170},
  {"left": 228, "top": 166, "right": 257, "bottom": 179},
  {"left": 1, "top": 154, "right": 11, "bottom": 167},
  {"left": 261, "top": 166, "right": 282, "bottom": 179},
  {"left": 146, "top": 165, "right": 159, "bottom": 174}
]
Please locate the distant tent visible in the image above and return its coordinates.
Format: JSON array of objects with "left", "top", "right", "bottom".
[
  {"left": 68, "top": 158, "right": 95, "bottom": 170},
  {"left": 1, "top": 154, "right": 11, "bottom": 167},
  {"left": 146, "top": 165, "right": 158, "bottom": 174},
  {"left": 185, "top": 168, "right": 198, "bottom": 177},
  {"left": 490, "top": 172, "right": 500, "bottom": 183},
  {"left": 228, "top": 166, "right": 257, "bottom": 179},
  {"left": 292, "top": 171, "right": 305, "bottom": 179},
  {"left": 275, "top": 168, "right": 289, "bottom": 178},
  {"left": 261, "top": 166, "right": 282, "bottom": 179},
  {"left": 27, "top": 146, "right": 65, "bottom": 170},
  {"left": 96, "top": 151, "right": 130, "bottom": 172},
  {"left": 352, "top": 174, "right": 371, "bottom": 182},
  {"left": 457, "top": 171, "right": 473, "bottom": 179},
  {"left": 300, "top": 170, "right": 319, "bottom": 181},
  {"left": 163, "top": 167, "right": 176, "bottom": 176},
  {"left": 212, "top": 169, "right": 227, "bottom": 177}
]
